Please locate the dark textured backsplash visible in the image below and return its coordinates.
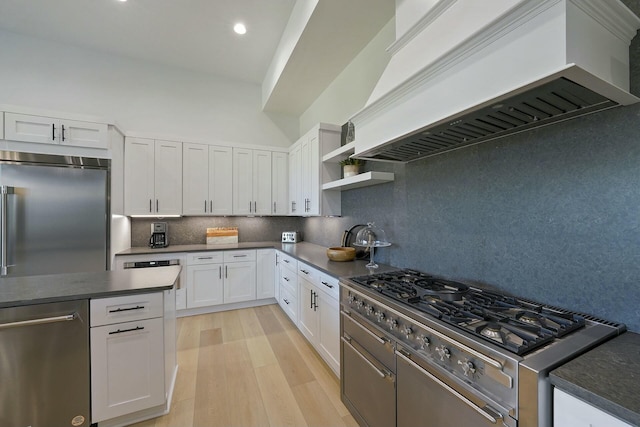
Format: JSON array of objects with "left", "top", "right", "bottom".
[
  {"left": 303, "top": 1, "right": 640, "bottom": 332},
  {"left": 131, "top": 216, "right": 303, "bottom": 246}
]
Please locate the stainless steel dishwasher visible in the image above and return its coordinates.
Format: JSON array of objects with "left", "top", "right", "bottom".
[{"left": 0, "top": 300, "right": 90, "bottom": 427}]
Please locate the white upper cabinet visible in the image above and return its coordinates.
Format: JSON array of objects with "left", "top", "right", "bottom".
[
  {"left": 4, "top": 112, "right": 108, "bottom": 149},
  {"left": 183, "top": 143, "right": 232, "bottom": 216},
  {"left": 288, "top": 123, "right": 341, "bottom": 216},
  {"left": 124, "top": 137, "right": 182, "bottom": 216},
  {"left": 233, "top": 148, "right": 272, "bottom": 215},
  {"left": 272, "top": 151, "right": 288, "bottom": 215}
]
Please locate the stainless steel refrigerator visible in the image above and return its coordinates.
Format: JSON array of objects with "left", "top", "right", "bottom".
[{"left": 0, "top": 151, "right": 109, "bottom": 277}]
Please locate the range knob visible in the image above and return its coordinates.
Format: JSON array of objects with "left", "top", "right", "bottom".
[
  {"left": 419, "top": 335, "right": 430, "bottom": 350},
  {"left": 355, "top": 300, "right": 364, "bottom": 309},
  {"left": 458, "top": 359, "right": 476, "bottom": 377},
  {"left": 347, "top": 295, "right": 356, "bottom": 305},
  {"left": 365, "top": 305, "right": 374, "bottom": 316},
  {"left": 435, "top": 345, "right": 451, "bottom": 361},
  {"left": 402, "top": 326, "right": 413, "bottom": 339},
  {"left": 387, "top": 318, "right": 398, "bottom": 330},
  {"left": 375, "top": 311, "right": 386, "bottom": 323}
]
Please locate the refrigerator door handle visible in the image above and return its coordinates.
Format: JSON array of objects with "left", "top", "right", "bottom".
[{"left": 1, "top": 185, "right": 15, "bottom": 276}]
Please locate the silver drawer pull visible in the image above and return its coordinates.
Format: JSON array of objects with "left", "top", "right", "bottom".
[
  {"left": 283, "top": 298, "right": 290, "bottom": 305},
  {"left": 233, "top": 254, "right": 247, "bottom": 258},
  {"left": 396, "top": 350, "right": 502, "bottom": 424},
  {"left": 197, "top": 256, "right": 213, "bottom": 260},
  {"left": 341, "top": 310, "right": 386, "bottom": 344},
  {"left": 109, "top": 326, "right": 145, "bottom": 335},
  {"left": 0, "top": 313, "right": 75, "bottom": 330},
  {"left": 321, "top": 281, "right": 334, "bottom": 289},
  {"left": 283, "top": 277, "right": 290, "bottom": 282},
  {"left": 301, "top": 269, "right": 309, "bottom": 274},
  {"left": 283, "top": 259, "right": 290, "bottom": 263},
  {"left": 108, "top": 305, "right": 144, "bottom": 313}
]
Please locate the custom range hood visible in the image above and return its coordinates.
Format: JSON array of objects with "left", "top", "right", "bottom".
[{"left": 352, "top": 0, "right": 640, "bottom": 162}]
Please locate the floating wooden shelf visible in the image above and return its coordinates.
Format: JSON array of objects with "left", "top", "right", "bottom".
[{"left": 322, "top": 171, "right": 395, "bottom": 191}]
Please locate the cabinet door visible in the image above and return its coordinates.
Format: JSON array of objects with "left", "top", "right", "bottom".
[
  {"left": 186, "top": 263, "right": 224, "bottom": 308},
  {"left": 298, "top": 278, "right": 318, "bottom": 342},
  {"left": 232, "top": 148, "right": 253, "bottom": 215},
  {"left": 154, "top": 140, "right": 182, "bottom": 215},
  {"left": 288, "top": 145, "right": 301, "bottom": 215},
  {"left": 272, "top": 152, "right": 288, "bottom": 215},
  {"left": 209, "top": 145, "right": 233, "bottom": 215},
  {"left": 91, "top": 317, "right": 165, "bottom": 422},
  {"left": 253, "top": 150, "right": 272, "bottom": 215},
  {"left": 553, "top": 389, "right": 633, "bottom": 427},
  {"left": 124, "top": 137, "right": 155, "bottom": 215},
  {"left": 256, "top": 249, "right": 275, "bottom": 299},
  {"left": 183, "top": 143, "right": 209, "bottom": 215},
  {"left": 300, "top": 137, "right": 312, "bottom": 214},
  {"left": 306, "top": 134, "right": 320, "bottom": 215},
  {"left": 4, "top": 113, "right": 57, "bottom": 144},
  {"left": 61, "top": 119, "right": 108, "bottom": 149},
  {"left": 317, "top": 291, "right": 340, "bottom": 375},
  {"left": 224, "top": 261, "right": 256, "bottom": 303}
]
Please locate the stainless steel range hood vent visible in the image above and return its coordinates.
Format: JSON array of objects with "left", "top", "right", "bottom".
[
  {"left": 361, "top": 78, "right": 616, "bottom": 163},
  {"left": 351, "top": 0, "right": 640, "bottom": 164}
]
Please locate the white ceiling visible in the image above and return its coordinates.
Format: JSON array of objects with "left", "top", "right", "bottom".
[{"left": 0, "top": 0, "right": 394, "bottom": 115}]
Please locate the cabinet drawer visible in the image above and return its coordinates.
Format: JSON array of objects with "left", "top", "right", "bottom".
[
  {"left": 187, "top": 251, "right": 224, "bottom": 265},
  {"left": 279, "top": 286, "right": 297, "bottom": 324},
  {"left": 317, "top": 271, "right": 339, "bottom": 300},
  {"left": 298, "top": 261, "right": 321, "bottom": 284},
  {"left": 280, "top": 268, "right": 298, "bottom": 295},
  {"left": 278, "top": 251, "right": 298, "bottom": 269},
  {"left": 90, "top": 292, "right": 163, "bottom": 327},
  {"left": 224, "top": 250, "right": 256, "bottom": 263}
]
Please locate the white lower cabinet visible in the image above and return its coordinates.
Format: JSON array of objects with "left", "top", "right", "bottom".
[
  {"left": 554, "top": 389, "right": 633, "bottom": 427},
  {"left": 277, "top": 252, "right": 298, "bottom": 324},
  {"left": 90, "top": 293, "right": 166, "bottom": 423},
  {"left": 185, "top": 250, "right": 257, "bottom": 309},
  {"left": 296, "top": 262, "right": 340, "bottom": 376},
  {"left": 256, "top": 249, "right": 276, "bottom": 299}
]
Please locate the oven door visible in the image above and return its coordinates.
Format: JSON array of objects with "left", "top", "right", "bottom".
[
  {"left": 396, "top": 346, "right": 516, "bottom": 427},
  {"left": 341, "top": 311, "right": 396, "bottom": 427}
]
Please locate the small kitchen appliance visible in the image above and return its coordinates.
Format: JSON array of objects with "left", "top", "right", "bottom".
[
  {"left": 281, "top": 231, "right": 302, "bottom": 243},
  {"left": 149, "top": 222, "right": 168, "bottom": 248}
]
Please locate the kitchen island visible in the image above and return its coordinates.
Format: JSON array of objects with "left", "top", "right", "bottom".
[
  {"left": 0, "top": 265, "right": 181, "bottom": 308},
  {"left": 0, "top": 266, "right": 180, "bottom": 427}
]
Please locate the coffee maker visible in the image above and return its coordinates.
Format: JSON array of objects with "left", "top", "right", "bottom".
[{"left": 149, "top": 222, "right": 169, "bottom": 248}]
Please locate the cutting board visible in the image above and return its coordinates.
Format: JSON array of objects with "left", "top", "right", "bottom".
[{"left": 206, "top": 227, "right": 238, "bottom": 245}]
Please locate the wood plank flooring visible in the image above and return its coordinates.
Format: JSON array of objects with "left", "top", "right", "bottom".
[{"left": 131, "top": 304, "right": 357, "bottom": 427}]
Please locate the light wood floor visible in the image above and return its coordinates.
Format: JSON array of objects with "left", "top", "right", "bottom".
[{"left": 131, "top": 304, "right": 358, "bottom": 427}]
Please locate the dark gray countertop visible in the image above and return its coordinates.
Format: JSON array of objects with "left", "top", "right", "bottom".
[
  {"left": 550, "top": 332, "right": 640, "bottom": 426},
  {"left": 0, "top": 266, "right": 181, "bottom": 308},
  {"left": 116, "top": 241, "right": 395, "bottom": 279}
]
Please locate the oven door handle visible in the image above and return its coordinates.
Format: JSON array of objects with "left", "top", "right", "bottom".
[
  {"left": 341, "top": 310, "right": 388, "bottom": 345},
  {"left": 396, "top": 350, "right": 503, "bottom": 424},
  {"left": 341, "top": 336, "right": 393, "bottom": 380}
]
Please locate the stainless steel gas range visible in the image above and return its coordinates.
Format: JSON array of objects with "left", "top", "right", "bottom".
[{"left": 339, "top": 269, "right": 625, "bottom": 427}]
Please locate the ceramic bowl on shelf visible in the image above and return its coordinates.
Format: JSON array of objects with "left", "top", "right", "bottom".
[{"left": 326, "top": 246, "right": 356, "bottom": 262}]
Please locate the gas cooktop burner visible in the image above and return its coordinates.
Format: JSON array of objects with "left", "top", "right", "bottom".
[{"left": 348, "top": 269, "right": 586, "bottom": 355}]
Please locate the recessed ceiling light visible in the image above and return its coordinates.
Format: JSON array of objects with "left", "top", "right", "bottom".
[{"left": 233, "top": 23, "right": 247, "bottom": 35}]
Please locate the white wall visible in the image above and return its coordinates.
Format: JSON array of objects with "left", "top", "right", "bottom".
[
  {"left": 299, "top": 19, "right": 395, "bottom": 135},
  {"left": 0, "top": 30, "right": 298, "bottom": 147}
]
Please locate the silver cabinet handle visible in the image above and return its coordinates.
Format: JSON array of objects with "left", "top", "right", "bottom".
[
  {"left": 301, "top": 269, "right": 309, "bottom": 275},
  {"left": 52, "top": 123, "right": 56, "bottom": 141},
  {"left": 321, "top": 281, "right": 334, "bottom": 289},
  {"left": 291, "top": 201, "right": 296, "bottom": 212},
  {"left": 225, "top": 265, "right": 228, "bottom": 278},
  {"left": 61, "top": 124, "right": 66, "bottom": 141},
  {"left": 1, "top": 186, "right": 15, "bottom": 276},
  {"left": 274, "top": 201, "right": 276, "bottom": 213},
  {"left": 108, "top": 305, "right": 145, "bottom": 313},
  {"left": 254, "top": 201, "right": 257, "bottom": 212},
  {"left": 283, "top": 298, "right": 290, "bottom": 305},
  {"left": 149, "top": 199, "right": 152, "bottom": 213},
  {"left": 0, "top": 313, "right": 76, "bottom": 330},
  {"left": 310, "top": 289, "right": 314, "bottom": 309},
  {"left": 396, "top": 350, "right": 501, "bottom": 424},
  {"left": 283, "top": 259, "right": 290, "bottom": 264},
  {"left": 204, "top": 200, "right": 207, "bottom": 213},
  {"left": 341, "top": 336, "right": 390, "bottom": 379},
  {"left": 219, "top": 265, "right": 222, "bottom": 279},
  {"left": 156, "top": 199, "right": 159, "bottom": 212},
  {"left": 210, "top": 200, "right": 213, "bottom": 212},
  {"left": 283, "top": 277, "right": 290, "bottom": 282},
  {"left": 249, "top": 201, "right": 252, "bottom": 212},
  {"left": 197, "top": 256, "right": 213, "bottom": 260},
  {"left": 233, "top": 254, "right": 247, "bottom": 258}
]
